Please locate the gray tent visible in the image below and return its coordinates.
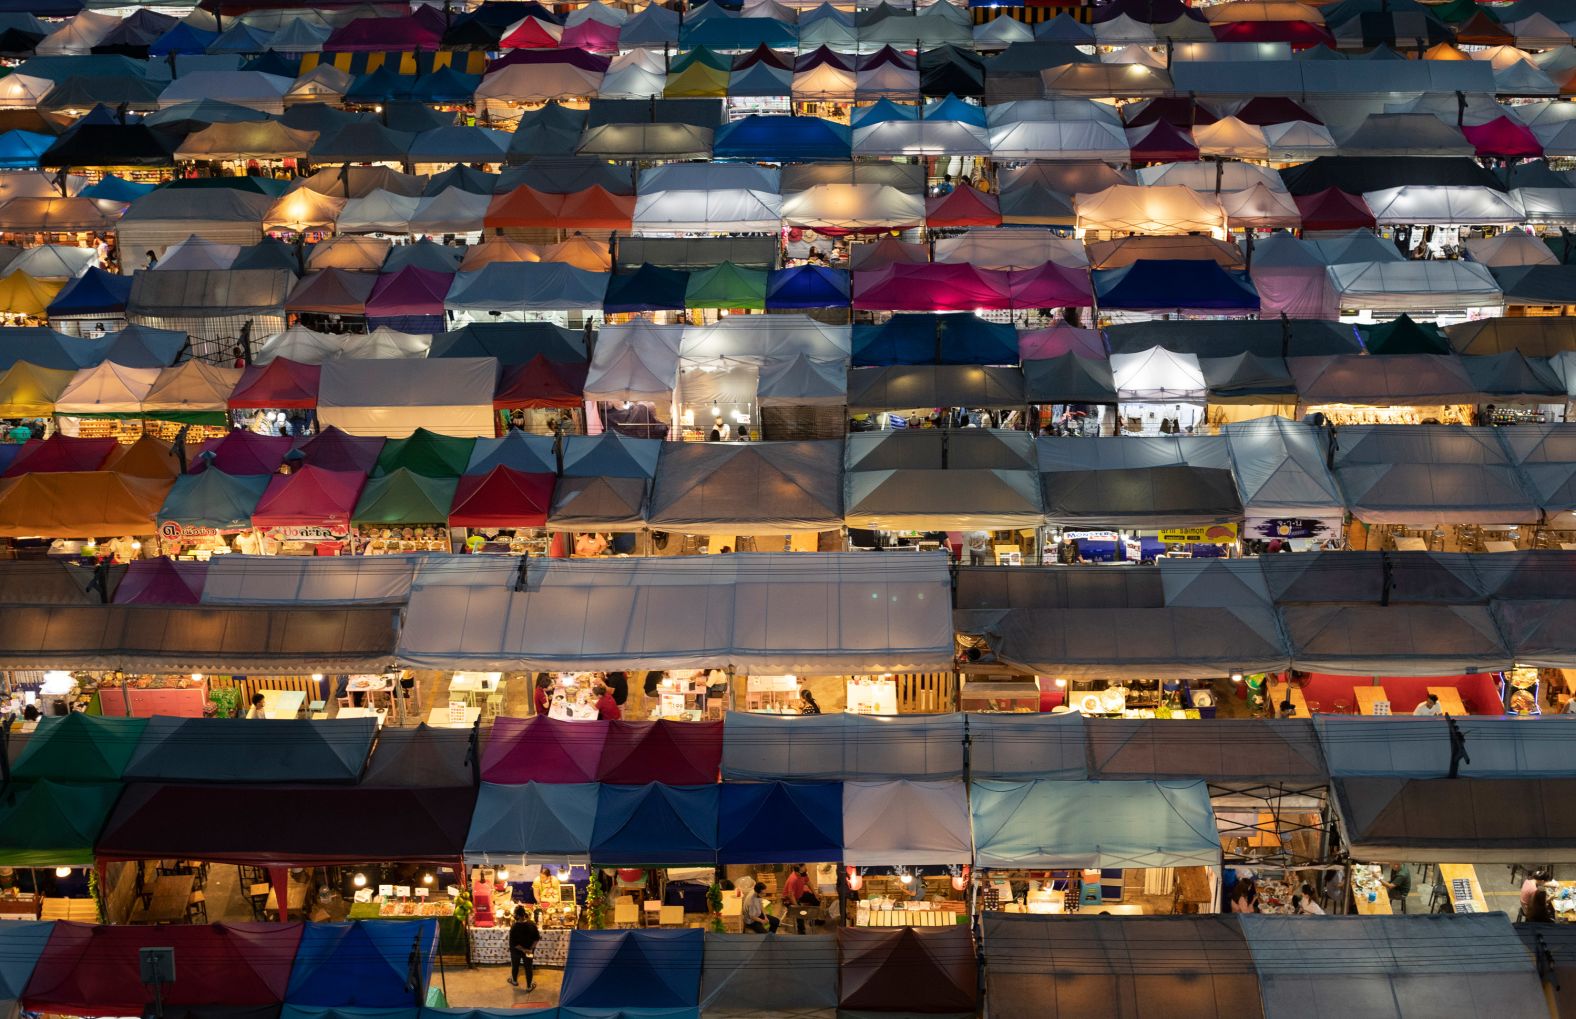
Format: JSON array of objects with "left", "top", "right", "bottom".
[
  {"left": 758, "top": 354, "right": 846, "bottom": 408},
  {"left": 1022, "top": 353, "right": 1115, "bottom": 404},
  {"left": 700, "top": 934, "right": 838, "bottom": 1019},
  {"left": 546, "top": 475, "right": 648, "bottom": 532},
  {"left": 647, "top": 440, "right": 844, "bottom": 534},
  {"left": 126, "top": 267, "right": 293, "bottom": 352},
  {"left": 1086, "top": 718, "right": 1326, "bottom": 783},
  {"left": 846, "top": 365, "right": 1024, "bottom": 412},
  {"left": 844, "top": 429, "right": 1043, "bottom": 530},
  {"left": 1223, "top": 417, "right": 1344, "bottom": 521},
  {"left": 1447, "top": 316, "right": 1576, "bottom": 357},
  {"left": 1339, "top": 113, "right": 1476, "bottom": 157},
  {"left": 1106, "top": 319, "right": 1358, "bottom": 357},
  {"left": 1278, "top": 603, "right": 1512, "bottom": 674},
  {"left": 1041, "top": 465, "right": 1243, "bottom": 527},
  {"left": 116, "top": 189, "right": 273, "bottom": 260},
  {"left": 720, "top": 710, "right": 965, "bottom": 781},
  {"left": 1331, "top": 424, "right": 1542, "bottom": 525},
  {"left": 1289, "top": 354, "right": 1480, "bottom": 407},
  {"left": 617, "top": 236, "right": 779, "bottom": 272}
]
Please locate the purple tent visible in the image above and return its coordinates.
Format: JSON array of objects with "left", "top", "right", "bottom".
[
  {"left": 113, "top": 557, "right": 207, "bottom": 604},
  {"left": 597, "top": 720, "right": 723, "bottom": 785},
  {"left": 324, "top": 15, "right": 442, "bottom": 51},
  {"left": 365, "top": 266, "right": 453, "bottom": 333},
  {"left": 482, "top": 715, "right": 607, "bottom": 783}
]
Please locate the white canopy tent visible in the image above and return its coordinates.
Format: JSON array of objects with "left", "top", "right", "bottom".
[
  {"left": 1362, "top": 186, "right": 1526, "bottom": 227},
  {"left": 1074, "top": 185, "right": 1225, "bottom": 236},
  {"left": 316, "top": 356, "right": 498, "bottom": 437},
  {"left": 1110, "top": 347, "right": 1207, "bottom": 402},
  {"left": 841, "top": 781, "right": 971, "bottom": 866},
  {"left": 632, "top": 163, "right": 782, "bottom": 234},
  {"left": 583, "top": 320, "right": 683, "bottom": 407},
  {"left": 1326, "top": 260, "right": 1502, "bottom": 313}
]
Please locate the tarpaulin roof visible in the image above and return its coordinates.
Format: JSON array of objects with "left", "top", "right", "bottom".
[
  {"left": 854, "top": 312, "right": 1018, "bottom": 367},
  {"left": 844, "top": 429, "right": 1043, "bottom": 530},
  {"left": 482, "top": 715, "right": 605, "bottom": 784},
  {"left": 352, "top": 468, "right": 458, "bottom": 525},
  {"left": 590, "top": 783, "right": 718, "bottom": 865},
  {"left": 1041, "top": 464, "right": 1243, "bottom": 528},
  {"left": 837, "top": 927, "right": 977, "bottom": 1018},
  {"left": 122, "top": 716, "right": 375, "bottom": 784},
  {"left": 0, "top": 920, "right": 50, "bottom": 1019},
  {"left": 721, "top": 711, "right": 963, "bottom": 782},
  {"left": 982, "top": 914, "right": 1262, "bottom": 1019},
  {"left": 251, "top": 466, "right": 365, "bottom": 529},
  {"left": 1097, "top": 260, "right": 1260, "bottom": 312},
  {"left": 561, "top": 930, "right": 704, "bottom": 1010},
  {"left": 12, "top": 713, "right": 145, "bottom": 782},
  {"left": 0, "top": 780, "right": 122, "bottom": 867},
  {"left": 447, "top": 466, "right": 553, "bottom": 528},
  {"left": 193, "top": 431, "right": 291, "bottom": 476},
  {"left": 287, "top": 921, "right": 440, "bottom": 1008},
  {"left": 158, "top": 470, "right": 270, "bottom": 530},
  {"left": 598, "top": 720, "right": 724, "bottom": 786},
  {"left": 0, "top": 362, "right": 75, "bottom": 417},
  {"left": 319, "top": 359, "right": 497, "bottom": 439},
  {"left": 100, "top": 784, "right": 474, "bottom": 867},
  {"left": 843, "top": 779, "right": 970, "bottom": 865},
  {"left": 847, "top": 364, "right": 1025, "bottom": 412},
  {"left": 1223, "top": 417, "right": 1344, "bottom": 518},
  {"left": 289, "top": 427, "right": 386, "bottom": 475},
  {"left": 397, "top": 552, "right": 954, "bottom": 674},
  {"left": 374, "top": 428, "right": 479, "bottom": 480},
  {"left": 112, "top": 556, "right": 205, "bottom": 605},
  {"left": 1332, "top": 774, "right": 1576, "bottom": 861},
  {"left": 1088, "top": 718, "right": 1326, "bottom": 783},
  {"left": 1331, "top": 423, "right": 1539, "bottom": 525},
  {"left": 361, "top": 724, "right": 474, "bottom": 788},
  {"left": 465, "top": 781, "right": 598, "bottom": 863},
  {"left": 0, "top": 471, "right": 173, "bottom": 538},
  {"left": 647, "top": 441, "right": 842, "bottom": 534},
  {"left": 972, "top": 779, "right": 1221, "bottom": 869},
  {"left": 24, "top": 923, "right": 301, "bottom": 1018},
  {"left": 700, "top": 934, "right": 838, "bottom": 1018},
  {"left": 229, "top": 358, "right": 321, "bottom": 410},
  {"left": 3, "top": 433, "right": 118, "bottom": 475},
  {"left": 1290, "top": 354, "right": 1479, "bottom": 406},
  {"left": 717, "top": 781, "right": 841, "bottom": 864}
]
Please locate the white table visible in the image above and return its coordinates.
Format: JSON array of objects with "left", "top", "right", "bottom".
[
  {"left": 427, "top": 706, "right": 481, "bottom": 729},
  {"left": 448, "top": 672, "right": 501, "bottom": 706},
  {"left": 347, "top": 676, "right": 393, "bottom": 711},
  {"left": 260, "top": 689, "right": 305, "bottom": 720},
  {"left": 334, "top": 706, "right": 388, "bottom": 727}
]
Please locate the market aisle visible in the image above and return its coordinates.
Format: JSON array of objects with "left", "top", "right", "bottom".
[{"left": 437, "top": 962, "right": 563, "bottom": 1009}]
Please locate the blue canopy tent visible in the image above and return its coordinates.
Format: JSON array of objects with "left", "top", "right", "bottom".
[
  {"left": 122, "top": 716, "right": 378, "bottom": 784},
  {"left": 0, "top": 329, "right": 96, "bottom": 371},
  {"left": 852, "top": 313, "right": 1018, "bottom": 366},
  {"left": 765, "top": 265, "right": 849, "bottom": 310},
  {"left": 712, "top": 115, "right": 850, "bottom": 162},
  {"left": 923, "top": 94, "right": 988, "bottom": 127},
  {"left": 720, "top": 712, "right": 965, "bottom": 782},
  {"left": 717, "top": 781, "right": 843, "bottom": 864},
  {"left": 590, "top": 784, "right": 718, "bottom": 865},
  {"left": 286, "top": 920, "right": 439, "bottom": 1009},
  {"left": 560, "top": 433, "right": 660, "bottom": 479},
  {"left": 681, "top": 16, "right": 797, "bottom": 49},
  {"left": 464, "top": 782, "right": 598, "bottom": 864},
  {"left": 559, "top": 930, "right": 704, "bottom": 1010},
  {"left": 46, "top": 267, "right": 133, "bottom": 319},
  {"left": 397, "top": 68, "right": 481, "bottom": 105},
  {"left": 85, "top": 324, "right": 188, "bottom": 368},
  {"left": 150, "top": 22, "right": 219, "bottom": 55},
  {"left": 207, "top": 23, "right": 273, "bottom": 54},
  {"left": 1094, "top": 260, "right": 1260, "bottom": 312},
  {"left": 79, "top": 175, "right": 158, "bottom": 202},
  {"left": 0, "top": 919, "right": 53, "bottom": 1019},
  {"left": 851, "top": 99, "right": 917, "bottom": 129},
  {"left": 971, "top": 779, "right": 1221, "bottom": 870},
  {"left": 282, "top": 1007, "right": 419, "bottom": 1019},
  {"left": 602, "top": 264, "right": 690, "bottom": 315},
  {"left": 0, "top": 130, "right": 53, "bottom": 169},
  {"left": 156, "top": 471, "right": 272, "bottom": 531}
]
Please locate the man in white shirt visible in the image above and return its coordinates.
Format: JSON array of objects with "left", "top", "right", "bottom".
[{"left": 1413, "top": 693, "right": 1444, "bottom": 716}]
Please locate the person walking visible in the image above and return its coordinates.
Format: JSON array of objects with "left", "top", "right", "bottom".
[{"left": 507, "top": 905, "right": 540, "bottom": 990}]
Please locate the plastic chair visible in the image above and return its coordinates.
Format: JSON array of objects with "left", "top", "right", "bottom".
[
  {"left": 659, "top": 905, "right": 684, "bottom": 927},
  {"left": 613, "top": 902, "right": 638, "bottom": 929}
]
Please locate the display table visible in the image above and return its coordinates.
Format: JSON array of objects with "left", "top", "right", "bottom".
[
  {"left": 427, "top": 705, "right": 481, "bottom": 729},
  {"left": 1427, "top": 687, "right": 1468, "bottom": 716},
  {"left": 1436, "top": 863, "right": 1488, "bottom": 914},
  {"left": 106, "top": 681, "right": 208, "bottom": 718},
  {"left": 1354, "top": 686, "right": 1392, "bottom": 715},
  {"left": 468, "top": 924, "right": 571, "bottom": 967},
  {"left": 260, "top": 689, "right": 304, "bottom": 720},
  {"left": 1268, "top": 678, "right": 1310, "bottom": 718}
]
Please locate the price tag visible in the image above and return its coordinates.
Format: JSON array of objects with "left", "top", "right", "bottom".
[
  {"left": 415, "top": 888, "right": 429, "bottom": 899},
  {"left": 378, "top": 885, "right": 394, "bottom": 899},
  {"left": 395, "top": 885, "right": 412, "bottom": 898},
  {"left": 448, "top": 700, "right": 468, "bottom": 723}
]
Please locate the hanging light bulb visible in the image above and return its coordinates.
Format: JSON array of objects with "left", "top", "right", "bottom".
[
  {"left": 497, "top": 867, "right": 510, "bottom": 882},
  {"left": 845, "top": 866, "right": 863, "bottom": 892},
  {"left": 950, "top": 865, "right": 969, "bottom": 892},
  {"left": 55, "top": 867, "right": 72, "bottom": 878},
  {"left": 353, "top": 872, "right": 367, "bottom": 888},
  {"left": 422, "top": 873, "right": 435, "bottom": 886}
]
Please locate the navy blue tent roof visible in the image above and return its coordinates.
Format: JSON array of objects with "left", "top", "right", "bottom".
[
  {"left": 85, "top": 324, "right": 188, "bottom": 368},
  {"left": 853, "top": 312, "right": 1019, "bottom": 366},
  {"left": 0, "top": 328, "right": 91, "bottom": 371},
  {"left": 150, "top": 22, "right": 219, "bottom": 55},
  {"left": 79, "top": 174, "right": 157, "bottom": 202},
  {"left": 602, "top": 264, "right": 689, "bottom": 314},
  {"left": 718, "top": 781, "right": 842, "bottom": 864},
  {"left": 430, "top": 322, "right": 587, "bottom": 365},
  {"left": 0, "top": 130, "right": 53, "bottom": 169},
  {"left": 713, "top": 115, "right": 850, "bottom": 162},
  {"left": 1094, "top": 260, "right": 1261, "bottom": 312},
  {"left": 400, "top": 68, "right": 480, "bottom": 104},
  {"left": 765, "top": 265, "right": 849, "bottom": 309},
  {"left": 244, "top": 51, "right": 300, "bottom": 77},
  {"left": 682, "top": 16, "right": 797, "bottom": 50},
  {"left": 46, "top": 267, "right": 133, "bottom": 318},
  {"left": 560, "top": 930, "right": 705, "bottom": 1010},
  {"left": 345, "top": 65, "right": 406, "bottom": 104},
  {"left": 465, "top": 782, "right": 598, "bottom": 862},
  {"left": 286, "top": 921, "right": 438, "bottom": 1008},
  {"left": 591, "top": 784, "right": 718, "bottom": 865}
]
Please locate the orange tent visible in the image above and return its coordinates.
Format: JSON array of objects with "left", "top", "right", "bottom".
[
  {"left": 101, "top": 434, "right": 179, "bottom": 481},
  {"left": 483, "top": 186, "right": 561, "bottom": 229},
  {"left": 557, "top": 186, "right": 634, "bottom": 231},
  {"left": 0, "top": 471, "right": 174, "bottom": 537}
]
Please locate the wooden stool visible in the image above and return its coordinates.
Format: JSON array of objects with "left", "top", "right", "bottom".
[{"left": 186, "top": 891, "right": 207, "bottom": 924}]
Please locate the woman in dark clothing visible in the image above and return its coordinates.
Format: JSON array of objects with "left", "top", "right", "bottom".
[
  {"left": 799, "top": 690, "right": 821, "bottom": 715},
  {"left": 507, "top": 905, "right": 540, "bottom": 990}
]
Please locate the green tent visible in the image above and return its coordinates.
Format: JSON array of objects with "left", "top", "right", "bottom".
[
  {"left": 13, "top": 714, "right": 148, "bottom": 782},
  {"left": 1430, "top": 0, "right": 1491, "bottom": 22},
  {"left": 352, "top": 468, "right": 460, "bottom": 525},
  {"left": 685, "top": 261, "right": 768, "bottom": 310},
  {"left": 0, "top": 780, "right": 123, "bottom": 866},
  {"left": 670, "top": 45, "right": 730, "bottom": 73},
  {"left": 1362, "top": 314, "right": 1450, "bottom": 356},
  {"left": 156, "top": 470, "right": 271, "bottom": 530},
  {"left": 372, "top": 428, "right": 477, "bottom": 479}
]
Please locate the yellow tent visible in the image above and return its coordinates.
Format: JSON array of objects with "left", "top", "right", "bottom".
[
  {"left": 664, "top": 62, "right": 729, "bottom": 98},
  {"left": 0, "top": 471, "right": 174, "bottom": 537},
  {"left": 0, "top": 271, "right": 64, "bottom": 317},
  {"left": 101, "top": 434, "right": 179, "bottom": 481},
  {"left": 262, "top": 188, "right": 345, "bottom": 232},
  {"left": 543, "top": 234, "right": 612, "bottom": 271},
  {"left": 0, "top": 361, "right": 77, "bottom": 416}
]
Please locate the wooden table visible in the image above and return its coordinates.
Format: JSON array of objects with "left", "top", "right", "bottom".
[
  {"left": 334, "top": 706, "right": 387, "bottom": 726},
  {"left": 142, "top": 874, "right": 194, "bottom": 924},
  {"left": 427, "top": 705, "right": 481, "bottom": 729},
  {"left": 1354, "top": 686, "right": 1392, "bottom": 716},
  {"left": 1268, "top": 679, "right": 1310, "bottom": 717},
  {"left": 265, "top": 881, "right": 310, "bottom": 920},
  {"left": 260, "top": 689, "right": 305, "bottom": 720},
  {"left": 1428, "top": 687, "right": 1468, "bottom": 716},
  {"left": 1354, "top": 891, "right": 1394, "bottom": 915},
  {"left": 1437, "top": 863, "right": 1489, "bottom": 913}
]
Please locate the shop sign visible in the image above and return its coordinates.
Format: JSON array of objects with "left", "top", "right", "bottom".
[
  {"left": 1247, "top": 517, "right": 1336, "bottom": 540},
  {"left": 1156, "top": 524, "right": 1238, "bottom": 544},
  {"left": 1123, "top": 538, "right": 1142, "bottom": 562},
  {"left": 1064, "top": 530, "right": 1120, "bottom": 542},
  {"left": 266, "top": 525, "right": 345, "bottom": 541},
  {"left": 159, "top": 521, "right": 220, "bottom": 540}
]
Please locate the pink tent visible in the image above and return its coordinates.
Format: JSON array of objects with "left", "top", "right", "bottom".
[
  {"left": 562, "top": 19, "right": 620, "bottom": 50},
  {"left": 1251, "top": 263, "right": 1336, "bottom": 319},
  {"left": 364, "top": 267, "right": 453, "bottom": 318},
  {"left": 1018, "top": 324, "right": 1107, "bottom": 360},
  {"left": 853, "top": 262, "right": 1012, "bottom": 311},
  {"left": 848, "top": 235, "right": 927, "bottom": 271},
  {"left": 113, "top": 557, "right": 207, "bottom": 605},
  {"left": 250, "top": 466, "right": 365, "bottom": 529},
  {"left": 597, "top": 720, "right": 724, "bottom": 785},
  {"left": 1462, "top": 116, "right": 1543, "bottom": 159},
  {"left": 289, "top": 426, "right": 385, "bottom": 473},
  {"left": 1007, "top": 262, "right": 1095, "bottom": 308},
  {"left": 323, "top": 15, "right": 442, "bottom": 51},
  {"left": 193, "top": 431, "right": 292, "bottom": 475},
  {"left": 481, "top": 714, "right": 606, "bottom": 783}
]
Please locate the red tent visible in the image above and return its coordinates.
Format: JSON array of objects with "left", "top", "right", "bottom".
[
  {"left": 113, "top": 556, "right": 207, "bottom": 604},
  {"left": 229, "top": 358, "right": 322, "bottom": 410},
  {"left": 1126, "top": 120, "right": 1199, "bottom": 163},
  {"left": 1211, "top": 19, "right": 1334, "bottom": 48},
  {"left": 448, "top": 466, "right": 555, "bottom": 528},
  {"left": 837, "top": 926, "right": 979, "bottom": 1016},
  {"left": 925, "top": 185, "right": 1001, "bottom": 229},
  {"left": 1463, "top": 116, "right": 1543, "bottom": 159},
  {"left": 853, "top": 263, "right": 1013, "bottom": 311},
  {"left": 558, "top": 186, "right": 636, "bottom": 231},
  {"left": 290, "top": 426, "right": 386, "bottom": 473},
  {"left": 23, "top": 922, "right": 302, "bottom": 1017},
  {"left": 1232, "top": 96, "right": 1322, "bottom": 126},
  {"left": 494, "top": 355, "right": 589, "bottom": 409},
  {"left": 192, "top": 431, "right": 292, "bottom": 475},
  {"left": 251, "top": 466, "right": 366, "bottom": 529},
  {"left": 285, "top": 269, "right": 376, "bottom": 317},
  {"left": 484, "top": 185, "right": 560, "bottom": 229},
  {"left": 1455, "top": 11, "right": 1514, "bottom": 45},
  {"left": 499, "top": 14, "right": 563, "bottom": 48},
  {"left": 1124, "top": 97, "right": 1217, "bottom": 129},
  {"left": 597, "top": 719, "right": 724, "bottom": 785},
  {"left": 1007, "top": 262, "right": 1095, "bottom": 309},
  {"left": 481, "top": 714, "right": 607, "bottom": 783},
  {"left": 1293, "top": 188, "right": 1376, "bottom": 232},
  {"left": 2, "top": 434, "right": 118, "bottom": 476}
]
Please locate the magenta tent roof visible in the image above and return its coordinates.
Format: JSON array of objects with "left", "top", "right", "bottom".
[
  {"left": 2, "top": 435, "right": 118, "bottom": 476},
  {"left": 853, "top": 262, "right": 1012, "bottom": 311},
  {"left": 113, "top": 557, "right": 207, "bottom": 604},
  {"left": 1463, "top": 117, "right": 1543, "bottom": 159},
  {"left": 291, "top": 426, "right": 386, "bottom": 473},
  {"left": 597, "top": 720, "right": 724, "bottom": 785},
  {"left": 324, "top": 15, "right": 442, "bottom": 51},
  {"left": 1008, "top": 262, "right": 1095, "bottom": 308},
  {"left": 193, "top": 431, "right": 292, "bottom": 475},
  {"left": 563, "top": 19, "right": 620, "bottom": 50},
  {"left": 1127, "top": 120, "right": 1200, "bottom": 163},
  {"left": 365, "top": 266, "right": 454, "bottom": 318},
  {"left": 1019, "top": 324, "right": 1107, "bottom": 360},
  {"left": 482, "top": 715, "right": 607, "bottom": 783},
  {"left": 228, "top": 358, "right": 321, "bottom": 410},
  {"left": 250, "top": 466, "right": 366, "bottom": 529}
]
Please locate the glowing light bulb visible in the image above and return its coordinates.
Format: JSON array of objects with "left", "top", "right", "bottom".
[{"left": 353, "top": 872, "right": 367, "bottom": 888}]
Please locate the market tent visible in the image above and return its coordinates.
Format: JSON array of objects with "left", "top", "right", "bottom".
[
  {"left": 285, "top": 269, "right": 376, "bottom": 317},
  {"left": 717, "top": 782, "right": 841, "bottom": 865},
  {"left": 0, "top": 921, "right": 50, "bottom": 1019},
  {"left": 1331, "top": 772, "right": 1576, "bottom": 861},
  {"left": 1110, "top": 346, "right": 1207, "bottom": 401},
  {"left": 720, "top": 712, "right": 963, "bottom": 782},
  {"left": 286, "top": 921, "right": 440, "bottom": 1008},
  {"left": 842, "top": 779, "right": 970, "bottom": 865},
  {"left": 398, "top": 552, "right": 954, "bottom": 674},
  {"left": 982, "top": 913, "right": 1263, "bottom": 1019},
  {"left": 1362, "top": 185, "right": 1524, "bottom": 226},
  {"left": 597, "top": 720, "right": 724, "bottom": 786},
  {"left": 1289, "top": 355, "right": 1479, "bottom": 408},
  {"left": 1223, "top": 417, "right": 1344, "bottom": 520},
  {"left": 0, "top": 362, "right": 75, "bottom": 417},
  {"left": 142, "top": 360, "right": 243, "bottom": 424},
  {"left": 633, "top": 163, "right": 780, "bottom": 234},
  {"left": 121, "top": 717, "right": 375, "bottom": 784},
  {"left": 465, "top": 432, "right": 554, "bottom": 475},
  {"left": 375, "top": 428, "right": 479, "bottom": 479},
  {"left": 100, "top": 785, "right": 474, "bottom": 867},
  {"left": 590, "top": 783, "right": 718, "bottom": 865},
  {"left": 1278, "top": 602, "right": 1512, "bottom": 675},
  {"left": 844, "top": 429, "right": 1043, "bottom": 530},
  {"left": 228, "top": 358, "right": 320, "bottom": 409},
  {"left": 700, "top": 934, "right": 837, "bottom": 1019},
  {"left": 848, "top": 364, "right": 1024, "bottom": 412},
  {"left": 481, "top": 715, "right": 606, "bottom": 784},
  {"left": 157, "top": 470, "right": 270, "bottom": 530},
  {"left": 1074, "top": 184, "right": 1223, "bottom": 235},
  {"left": 250, "top": 466, "right": 366, "bottom": 530},
  {"left": 853, "top": 313, "right": 1017, "bottom": 367},
  {"left": 46, "top": 267, "right": 132, "bottom": 320},
  {"left": 1326, "top": 259, "right": 1502, "bottom": 312},
  {"left": 464, "top": 781, "right": 598, "bottom": 863},
  {"left": 0, "top": 780, "right": 122, "bottom": 867},
  {"left": 972, "top": 779, "right": 1220, "bottom": 869},
  {"left": 2, "top": 434, "right": 118, "bottom": 476},
  {"left": 757, "top": 354, "right": 845, "bottom": 408},
  {"left": 54, "top": 362, "right": 160, "bottom": 417},
  {"left": 1361, "top": 313, "right": 1450, "bottom": 356},
  {"left": 647, "top": 441, "right": 842, "bottom": 534},
  {"left": 1096, "top": 260, "right": 1259, "bottom": 312},
  {"left": 837, "top": 927, "right": 977, "bottom": 1019},
  {"left": 0, "top": 471, "right": 173, "bottom": 538},
  {"left": 1087, "top": 717, "right": 1326, "bottom": 783},
  {"left": 23, "top": 923, "right": 301, "bottom": 1016},
  {"left": 192, "top": 430, "right": 292, "bottom": 475},
  {"left": 288, "top": 428, "right": 386, "bottom": 476},
  {"left": 561, "top": 930, "right": 703, "bottom": 1011},
  {"left": 447, "top": 466, "right": 553, "bottom": 529},
  {"left": 112, "top": 557, "right": 205, "bottom": 605},
  {"left": 360, "top": 724, "right": 473, "bottom": 788},
  {"left": 1040, "top": 463, "right": 1243, "bottom": 527},
  {"left": 116, "top": 188, "right": 273, "bottom": 258},
  {"left": 12, "top": 713, "right": 145, "bottom": 781},
  {"left": 352, "top": 469, "right": 458, "bottom": 526},
  {"left": 1239, "top": 914, "right": 1546, "bottom": 1019},
  {"left": 445, "top": 263, "right": 609, "bottom": 314},
  {"left": 1330, "top": 423, "right": 1540, "bottom": 525},
  {"left": 318, "top": 358, "right": 498, "bottom": 438}
]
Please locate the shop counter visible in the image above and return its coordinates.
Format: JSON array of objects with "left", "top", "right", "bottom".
[
  {"left": 468, "top": 924, "right": 571, "bottom": 967},
  {"left": 105, "top": 682, "right": 208, "bottom": 718}
]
